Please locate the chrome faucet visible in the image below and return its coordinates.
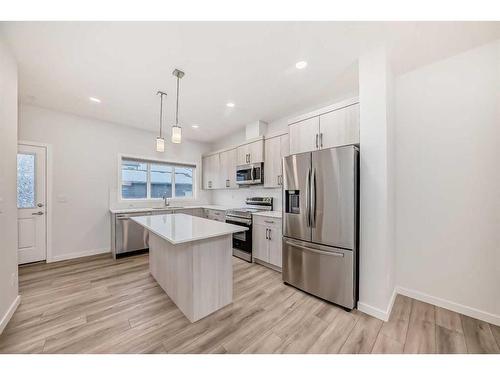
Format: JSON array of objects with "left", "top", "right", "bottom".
[{"left": 163, "top": 194, "right": 170, "bottom": 207}]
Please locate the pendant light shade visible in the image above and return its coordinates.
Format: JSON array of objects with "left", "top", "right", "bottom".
[
  {"left": 156, "top": 90, "right": 167, "bottom": 152},
  {"left": 156, "top": 137, "right": 165, "bottom": 152},
  {"left": 171, "top": 125, "right": 182, "bottom": 144},
  {"left": 171, "top": 69, "right": 185, "bottom": 144}
]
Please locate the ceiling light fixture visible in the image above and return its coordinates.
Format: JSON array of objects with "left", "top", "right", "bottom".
[
  {"left": 226, "top": 102, "right": 235, "bottom": 108},
  {"left": 156, "top": 91, "right": 167, "bottom": 152},
  {"left": 191, "top": 125, "right": 199, "bottom": 129},
  {"left": 295, "top": 61, "right": 308, "bottom": 69},
  {"left": 89, "top": 96, "right": 101, "bottom": 103},
  {"left": 171, "top": 69, "right": 185, "bottom": 144}
]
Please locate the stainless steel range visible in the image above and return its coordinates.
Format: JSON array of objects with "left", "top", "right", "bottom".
[{"left": 225, "top": 197, "right": 273, "bottom": 262}]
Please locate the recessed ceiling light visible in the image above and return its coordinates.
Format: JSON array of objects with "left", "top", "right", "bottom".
[
  {"left": 295, "top": 61, "right": 308, "bottom": 69},
  {"left": 191, "top": 125, "right": 199, "bottom": 129},
  {"left": 226, "top": 102, "right": 235, "bottom": 108},
  {"left": 89, "top": 97, "right": 101, "bottom": 103}
]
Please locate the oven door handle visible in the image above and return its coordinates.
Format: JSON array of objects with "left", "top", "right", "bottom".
[{"left": 226, "top": 217, "right": 252, "bottom": 226}]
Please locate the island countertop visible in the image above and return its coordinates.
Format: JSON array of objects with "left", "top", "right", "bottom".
[{"left": 131, "top": 213, "right": 248, "bottom": 245}]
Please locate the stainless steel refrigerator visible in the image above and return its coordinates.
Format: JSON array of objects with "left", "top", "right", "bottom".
[{"left": 282, "top": 145, "right": 358, "bottom": 309}]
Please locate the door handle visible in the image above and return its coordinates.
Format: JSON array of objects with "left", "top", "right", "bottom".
[
  {"left": 311, "top": 168, "right": 316, "bottom": 228},
  {"left": 32, "top": 211, "right": 44, "bottom": 216},
  {"left": 315, "top": 134, "right": 319, "bottom": 149},
  {"left": 305, "top": 168, "right": 311, "bottom": 227},
  {"left": 37, "top": 203, "right": 44, "bottom": 207},
  {"left": 285, "top": 240, "right": 344, "bottom": 257}
]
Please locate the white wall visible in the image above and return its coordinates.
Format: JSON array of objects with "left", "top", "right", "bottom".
[
  {"left": 357, "top": 47, "right": 397, "bottom": 321},
  {"left": 18, "top": 105, "right": 212, "bottom": 261},
  {"left": 0, "top": 37, "right": 20, "bottom": 333},
  {"left": 395, "top": 40, "right": 500, "bottom": 324}
]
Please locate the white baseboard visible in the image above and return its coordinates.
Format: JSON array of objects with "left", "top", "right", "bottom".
[
  {"left": 0, "top": 295, "right": 21, "bottom": 335},
  {"left": 358, "top": 288, "right": 397, "bottom": 322},
  {"left": 396, "top": 286, "right": 500, "bottom": 326},
  {"left": 48, "top": 248, "right": 110, "bottom": 263}
]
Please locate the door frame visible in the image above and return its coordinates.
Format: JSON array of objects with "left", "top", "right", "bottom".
[{"left": 18, "top": 140, "right": 53, "bottom": 263}]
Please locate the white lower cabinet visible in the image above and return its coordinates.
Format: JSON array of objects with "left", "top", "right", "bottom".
[{"left": 252, "top": 216, "right": 282, "bottom": 270}]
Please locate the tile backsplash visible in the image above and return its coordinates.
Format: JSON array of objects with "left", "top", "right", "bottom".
[{"left": 211, "top": 187, "right": 282, "bottom": 211}]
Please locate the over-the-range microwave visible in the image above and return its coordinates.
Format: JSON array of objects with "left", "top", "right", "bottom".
[{"left": 236, "top": 162, "right": 263, "bottom": 185}]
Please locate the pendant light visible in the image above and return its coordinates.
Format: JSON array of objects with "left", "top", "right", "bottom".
[
  {"left": 171, "top": 69, "right": 185, "bottom": 144},
  {"left": 156, "top": 90, "right": 167, "bottom": 152}
]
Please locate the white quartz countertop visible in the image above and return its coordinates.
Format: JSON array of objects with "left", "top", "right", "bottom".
[
  {"left": 131, "top": 213, "right": 248, "bottom": 245},
  {"left": 110, "top": 205, "right": 234, "bottom": 214},
  {"left": 252, "top": 211, "right": 282, "bottom": 219}
]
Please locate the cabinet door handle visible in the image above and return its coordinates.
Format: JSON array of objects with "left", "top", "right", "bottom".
[
  {"left": 264, "top": 220, "right": 275, "bottom": 224},
  {"left": 265, "top": 228, "right": 269, "bottom": 239},
  {"left": 315, "top": 133, "right": 319, "bottom": 149},
  {"left": 226, "top": 179, "right": 229, "bottom": 188},
  {"left": 320, "top": 133, "right": 323, "bottom": 148},
  {"left": 268, "top": 228, "right": 271, "bottom": 240}
]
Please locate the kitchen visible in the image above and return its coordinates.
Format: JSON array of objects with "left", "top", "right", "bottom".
[{"left": 0, "top": 17, "right": 500, "bottom": 364}]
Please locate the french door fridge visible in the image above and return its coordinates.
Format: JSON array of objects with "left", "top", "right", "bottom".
[{"left": 282, "top": 145, "right": 358, "bottom": 309}]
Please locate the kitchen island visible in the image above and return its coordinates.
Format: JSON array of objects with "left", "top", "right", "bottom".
[{"left": 131, "top": 213, "right": 247, "bottom": 322}]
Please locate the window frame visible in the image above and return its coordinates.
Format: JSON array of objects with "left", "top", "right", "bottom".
[{"left": 118, "top": 154, "right": 196, "bottom": 201}]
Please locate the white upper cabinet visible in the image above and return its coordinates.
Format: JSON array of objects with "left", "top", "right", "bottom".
[
  {"left": 202, "top": 137, "right": 264, "bottom": 190},
  {"left": 288, "top": 98, "right": 360, "bottom": 155},
  {"left": 319, "top": 103, "right": 360, "bottom": 149},
  {"left": 289, "top": 116, "right": 320, "bottom": 155},
  {"left": 237, "top": 139, "right": 264, "bottom": 165},
  {"left": 202, "top": 153, "right": 220, "bottom": 189},
  {"left": 219, "top": 148, "right": 237, "bottom": 189},
  {"left": 264, "top": 133, "right": 289, "bottom": 188}
]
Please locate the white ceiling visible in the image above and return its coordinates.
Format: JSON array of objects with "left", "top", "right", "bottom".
[{"left": 2, "top": 21, "right": 499, "bottom": 143}]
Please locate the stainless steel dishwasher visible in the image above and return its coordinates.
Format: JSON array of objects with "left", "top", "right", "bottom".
[{"left": 114, "top": 212, "right": 151, "bottom": 257}]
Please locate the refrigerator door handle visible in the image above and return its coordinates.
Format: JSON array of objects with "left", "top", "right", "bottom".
[
  {"left": 311, "top": 168, "right": 316, "bottom": 228},
  {"left": 305, "top": 168, "right": 311, "bottom": 227},
  {"left": 284, "top": 240, "right": 345, "bottom": 257}
]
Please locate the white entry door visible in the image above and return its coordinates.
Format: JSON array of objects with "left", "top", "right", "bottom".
[{"left": 17, "top": 144, "right": 47, "bottom": 264}]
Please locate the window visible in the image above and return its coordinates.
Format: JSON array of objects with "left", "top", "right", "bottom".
[
  {"left": 122, "top": 160, "right": 148, "bottom": 199},
  {"left": 121, "top": 157, "right": 195, "bottom": 200},
  {"left": 17, "top": 153, "right": 36, "bottom": 208},
  {"left": 150, "top": 163, "right": 172, "bottom": 198}
]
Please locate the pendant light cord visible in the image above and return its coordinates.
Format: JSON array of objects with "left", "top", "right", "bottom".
[
  {"left": 159, "top": 93, "right": 163, "bottom": 138},
  {"left": 175, "top": 76, "right": 180, "bottom": 126},
  {"left": 157, "top": 91, "right": 167, "bottom": 138}
]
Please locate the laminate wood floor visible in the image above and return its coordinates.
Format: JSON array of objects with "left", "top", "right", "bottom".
[{"left": 1, "top": 253, "right": 499, "bottom": 354}]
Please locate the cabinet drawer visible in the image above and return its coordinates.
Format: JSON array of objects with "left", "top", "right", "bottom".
[{"left": 253, "top": 215, "right": 281, "bottom": 228}]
